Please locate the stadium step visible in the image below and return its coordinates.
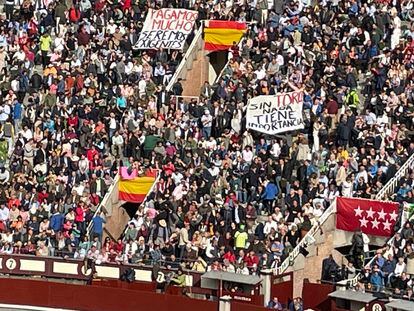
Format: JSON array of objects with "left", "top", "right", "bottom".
[
  {"left": 346, "top": 151, "right": 414, "bottom": 287},
  {"left": 282, "top": 151, "right": 414, "bottom": 295},
  {"left": 180, "top": 49, "right": 209, "bottom": 97},
  {"left": 166, "top": 26, "right": 206, "bottom": 97}
]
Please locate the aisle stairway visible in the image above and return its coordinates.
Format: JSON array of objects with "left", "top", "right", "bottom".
[
  {"left": 86, "top": 27, "right": 208, "bottom": 240},
  {"left": 346, "top": 152, "right": 414, "bottom": 287},
  {"left": 284, "top": 151, "right": 414, "bottom": 296},
  {"left": 166, "top": 26, "right": 209, "bottom": 97},
  {"left": 180, "top": 49, "right": 209, "bottom": 97}
]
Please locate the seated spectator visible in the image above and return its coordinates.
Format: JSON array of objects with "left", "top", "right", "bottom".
[{"left": 267, "top": 297, "right": 283, "bottom": 310}]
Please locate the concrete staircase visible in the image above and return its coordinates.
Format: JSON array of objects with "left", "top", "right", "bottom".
[
  {"left": 86, "top": 175, "right": 128, "bottom": 240},
  {"left": 180, "top": 49, "right": 209, "bottom": 97},
  {"left": 86, "top": 27, "right": 209, "bottom": 241},
  {"left": 286, "top": 151, "right": 414, "bottom": 296},
  {"left": 102, "top": 200, "right": 129, "bottom": 241},
  {"left": 166, "top": 26, "right": 209, "bottom": 97},
  {"left": 288, "top": 211, "right": 343, "bottom": 297}
]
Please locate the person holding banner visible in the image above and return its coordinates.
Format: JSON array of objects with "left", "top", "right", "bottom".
[{"left": 0, "top": 0, "right": 413, "bottom": 293}]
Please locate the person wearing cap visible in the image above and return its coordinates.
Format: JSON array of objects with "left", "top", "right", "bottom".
[{"left": 154, "top": 218, "right": 170, "bottom": 245}]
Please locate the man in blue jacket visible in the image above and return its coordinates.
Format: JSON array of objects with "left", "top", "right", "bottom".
[
  {"left": 370, "top": 265, "right": 384, "bottom": 292},
  {"left": 50, "top": 209, "right": 64, "bottom": 232},
  {"left": 261, "top": 179, "right": 278, "bottom": 215},
  {"left": 382, "top": 254, "right": 396, "bottom": 287},
  {"left": 92, "top": 212, "right": 106, "bottom": 242}
]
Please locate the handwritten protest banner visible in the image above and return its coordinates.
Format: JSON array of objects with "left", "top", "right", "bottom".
[
  {"left": 246, "top": 91, "right": 304, "bottom": 135},
  {"left": 134, "top": 9, "right": 198, "bottom": 50}
]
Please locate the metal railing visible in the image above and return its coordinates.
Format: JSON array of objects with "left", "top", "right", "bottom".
[
  {"left": 376, "top": 153, "right": 414, "bottom": 200},
  {"left": 171, "top": 95, "right": 200, "bottom": 111},
  {"left": 276, "top": 201, "right": 336, "bottom": 274},
  {"left": 166, "top": 25, "right": 204, "bottom": 93},
  {"left": 85, "top": 169, "right": 160, "bottom": 242},
  {"left": 348, "top": 211, "right": 414, "bottom": 288},
  {"left": 276, "top": 152, "right": 414, "bottom": 275},
  {"left": 347, "top": 152, "right": 414, "bottom": 286}
]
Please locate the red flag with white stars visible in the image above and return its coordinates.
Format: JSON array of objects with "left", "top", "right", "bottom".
[{"left": 336, "top": 197, "right": 400, "bottom": 237}]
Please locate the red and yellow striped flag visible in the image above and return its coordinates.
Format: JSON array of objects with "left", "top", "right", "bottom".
[
  {"left": 118, "top": 176, "right": 156, "bottom": 203},
  {"left": 204, "top": 20, "right": 247, "bottom": 51}
]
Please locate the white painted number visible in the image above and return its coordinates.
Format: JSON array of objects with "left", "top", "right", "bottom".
[{"left": 372, "top": 303, "right": 382, "bottom": 311}]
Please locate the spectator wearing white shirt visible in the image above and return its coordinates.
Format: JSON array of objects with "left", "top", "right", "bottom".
[
  {"left": 394, "top": 257, "right": 407, "bottom": 278},
  {"left": 242, "top": 146, "right": 253, "bottom": 163},
  {"left": 341, "top": 177, "right": 353, "bottom": 197},
  {"left": 0, "top": 204, "right": 9, "bottom": 223},
  {"left": 20, "top": 125, "right": 33, "bottom": 141},
  {"left": 356, "top": 166, "right": 369, "bottom": 184},
  {"left": 201, "top": 110, "right": 213, "bottom": 138},
  {"left": 263, "top": 216, "right": 278, "bottom": 235},
  {"left": 154, "top": 63, "right": 165, "bottom": 85},
  {"left": 111, "top": 131, "right": 124, "bottom": 157}
]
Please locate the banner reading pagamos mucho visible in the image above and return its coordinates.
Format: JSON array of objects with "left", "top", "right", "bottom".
[
  {"left": 134, "top": 8, "right": 198, "bottom": 50},
  {"left": 246, "top": 91, "right": 304, "bottom": 135}
]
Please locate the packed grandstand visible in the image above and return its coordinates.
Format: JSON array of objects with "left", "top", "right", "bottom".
[{"left": 0, "top": 0, "right": 413, "bottom": 309}]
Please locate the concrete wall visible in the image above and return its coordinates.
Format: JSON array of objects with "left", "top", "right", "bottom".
[
  {"left": 291, "top": 213, "right": 343, "bottom": 297},
  {"left": 181, "top": 50, "right": 210, "bottom": 97},
  {"left": 98, "top": 176, "right": 129, "bottom": 240},
  {"left": 290, "top": 211, "right": 388, "bottom": 296},
  {"left": 333, "top": 229, "right": 388, "bottom": 249},
  {"left": 103, "top": 202, "right": 130, "bottom": 241}
]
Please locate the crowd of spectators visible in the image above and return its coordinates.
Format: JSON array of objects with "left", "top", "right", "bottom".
[
  {"left": 0, "top": 0, "right": 412, "bottom": 283},
  {"left": 0, "top": 0, "right": 199, "bottom": 257},
  {"left": 349, "top": 222, "right": 414, "bottom": 301}
]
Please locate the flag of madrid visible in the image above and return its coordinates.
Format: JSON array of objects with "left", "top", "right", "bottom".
[{"left": 336, "top": 197, "right": 400, "bottom": 237}]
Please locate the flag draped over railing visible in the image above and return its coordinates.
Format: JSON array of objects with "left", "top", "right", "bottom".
[
  {"left": 336, "top": 197, "right": 399, "bottom": 237},
  {"left": 204, "top": 20, "right": 246, "bottom": 51},
  {"left": 118, "top": 168, "right": 158, "bottom": 203}
]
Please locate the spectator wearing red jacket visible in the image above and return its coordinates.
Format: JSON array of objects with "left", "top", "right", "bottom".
[
  {"left": 112, "top": 239, "right": 124, "bottom": 254},
  {"left": 162, "top": 161, "right": 175, "bottom": 176},
  {"left": 244, "top": 251, "right": 259, "bottom": 269},
  {"left": 87, "top": 146, "right": 98, "bottom": 162},
  {"left": 75, "top": 203, "right": 87, "bottom": 234},
  {"left": 223, "top": 249, "right": 236, "bottom": 263},
  {"left": 67, "top": 115, "right": 79, "bottom": 128},
  {"left": 37, "top": 189, "right": 48, "bottom": 204},
  {"left": 7, "top": 195, "right": 20, "bottom": 210}
]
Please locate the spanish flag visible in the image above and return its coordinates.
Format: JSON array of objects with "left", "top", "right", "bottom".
[
  {"left": 204, "top": 20, "right": 247, "bottom": 51},
  {"left": 118, "top": 176, "right": 156, "bottom": 203}
]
